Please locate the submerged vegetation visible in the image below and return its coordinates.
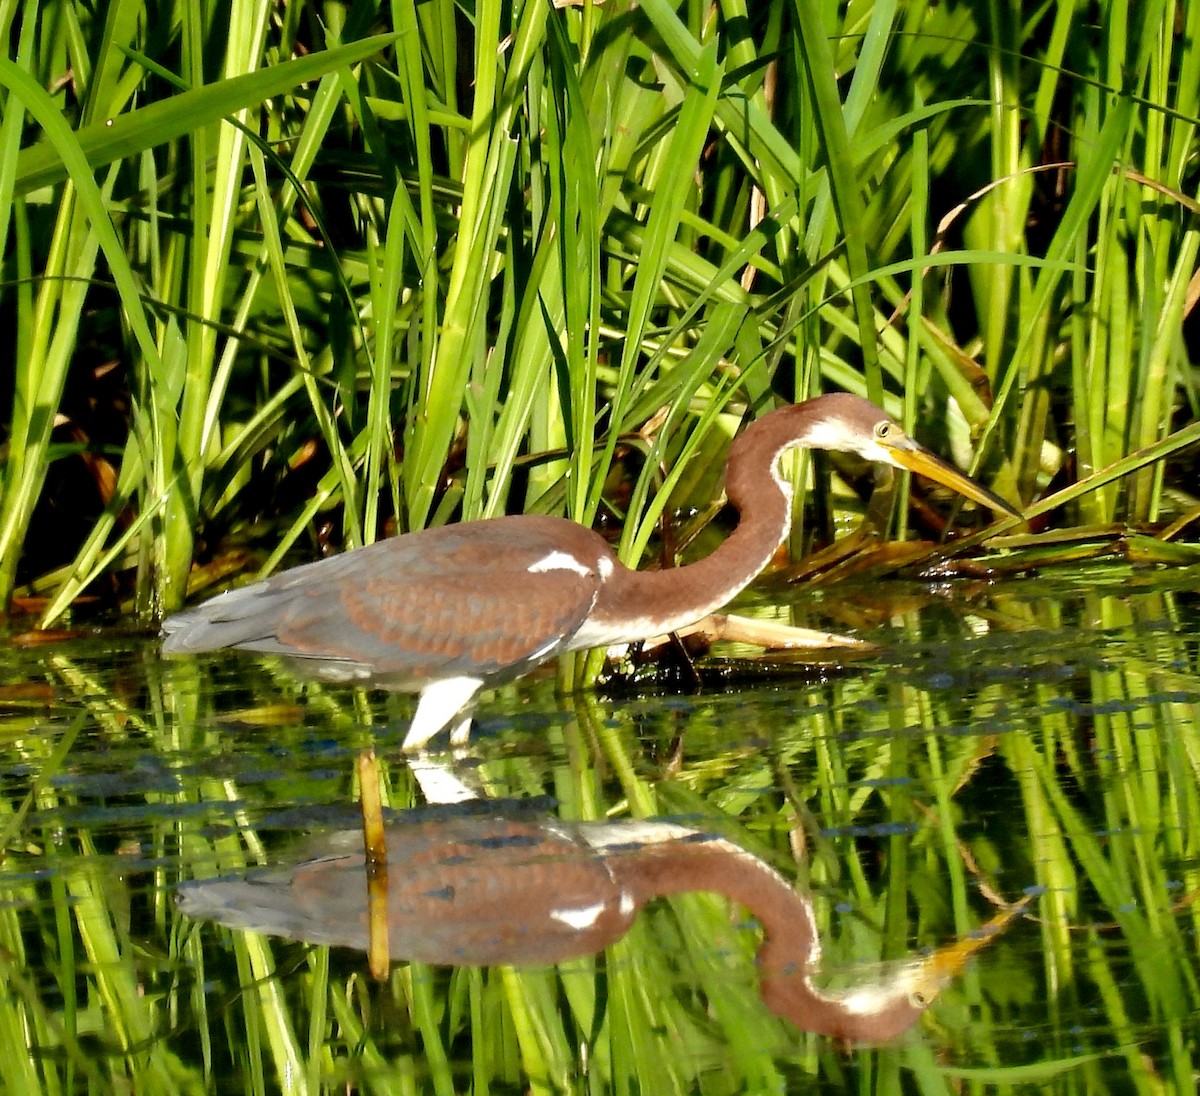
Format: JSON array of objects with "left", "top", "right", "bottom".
[
  {"left": 1, "top": 0, "right": 1197, "bottom": 623},
  {"left": 2, "top": 576, "right": 1200, "bottom": 1092}
]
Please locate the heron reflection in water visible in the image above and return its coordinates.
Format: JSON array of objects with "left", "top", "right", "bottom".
[{"left": 179, "top": 810, "right": 1028, "bottom": 1043}]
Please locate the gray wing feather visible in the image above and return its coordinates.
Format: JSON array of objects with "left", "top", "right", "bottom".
[{"left": 161, "top": 517, "right": 607, "bottom": 683}]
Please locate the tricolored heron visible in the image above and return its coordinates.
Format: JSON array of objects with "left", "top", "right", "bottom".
[{"left": 162, "top": 394, "right": 1019, "bottom": 749}]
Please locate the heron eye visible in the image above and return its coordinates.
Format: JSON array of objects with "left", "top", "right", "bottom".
[{"left": 874, "top": 421, "right": 891, "bottom": 440}]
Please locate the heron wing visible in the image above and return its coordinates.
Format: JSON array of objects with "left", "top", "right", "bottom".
[{"left": 161, "top": 516, "right": 608, "bottom": 683}]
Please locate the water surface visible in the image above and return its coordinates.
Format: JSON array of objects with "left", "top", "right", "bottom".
[{"left": 2, "top": 567, "right": 1199, "bottom": 1093}]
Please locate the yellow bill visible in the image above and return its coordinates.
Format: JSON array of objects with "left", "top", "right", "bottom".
[{"left": 882, "top": 436, "right": 1023, "bottom": 520}]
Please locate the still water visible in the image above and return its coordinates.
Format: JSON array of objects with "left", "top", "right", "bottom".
[{"left": 1, "top": 567, "right": 1199, "bottom": 1094}]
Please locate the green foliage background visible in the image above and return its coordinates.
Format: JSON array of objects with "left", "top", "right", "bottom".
[
  {"left": 3, "top": 5, "right": 1200, "bottom": 1090},
  {"left": 1, "top": 0, "right": 1198, "bottom": 619}
]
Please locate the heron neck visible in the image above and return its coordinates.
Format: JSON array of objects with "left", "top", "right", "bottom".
[
  {"left": 609, "top": 835, "right": 924, "bottom": 1041},
  {"left": 592, "top": 410, "right": 811, "bottom": 638}
]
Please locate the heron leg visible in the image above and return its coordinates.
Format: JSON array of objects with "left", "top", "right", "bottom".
[
  {"left": 407, "top": 755, "right": 481, "bottom": 804},
  {"left": 403, "top": 676, "right": 482, "bottom": 750},
  {"left": 448, "top": 714, "right": 475, "bottom": 747}
]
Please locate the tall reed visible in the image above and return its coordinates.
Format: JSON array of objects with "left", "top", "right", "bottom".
[{"left": 0, "top": 1, "right": 1195, "bottom": 621}]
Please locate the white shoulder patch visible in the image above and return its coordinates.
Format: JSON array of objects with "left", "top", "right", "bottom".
[
  {"left": 526, "top": 551, "right": 593, "bottom": 577},
  {"left": 549, "top": 901, "right": 607, "bottom": 929}
]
